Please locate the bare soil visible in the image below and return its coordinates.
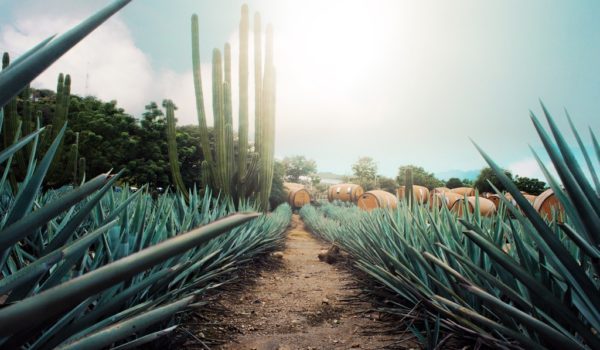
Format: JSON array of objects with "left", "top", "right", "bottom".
[{"left": 190, "top": 214, "right": 410, "bottom": 350}]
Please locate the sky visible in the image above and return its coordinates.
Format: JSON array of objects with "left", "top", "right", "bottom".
[{"left": 1, "top": 0, "right": 599, "bottom": 180}]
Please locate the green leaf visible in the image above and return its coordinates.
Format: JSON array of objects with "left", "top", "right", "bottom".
[{"left": 0, "top": 0, "right": 132, "bottom": 107}]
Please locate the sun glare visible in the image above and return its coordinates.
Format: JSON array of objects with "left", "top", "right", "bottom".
[{"left": 276, "top": 1, "right": 388, "bottom": 97}]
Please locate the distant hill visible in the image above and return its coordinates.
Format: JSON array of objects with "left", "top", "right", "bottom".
[
  {"left": 317, "top": 172, "right": 345, "bottom": 184},
  {"left": 435, "top": 169, "right": 479, "bottom": 181}
]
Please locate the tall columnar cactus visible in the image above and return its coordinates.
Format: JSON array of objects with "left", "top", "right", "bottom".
[
  {"left": 190, "top": 14, "right": 214, "bottom": 168},
  {"left": 238, "top": 4, "right": 250, "bottom": 197},
  {"left": 48, "top": 73, "right": 71, "bottom": 178},
  {"left": 253, "top": 13, "right": 263, "bottom": 153},
  {"left": 212, "top": 49, "right": 230, "bottom": 196},
  {"left": 167, "top": 4, "right": 275, "bottom": 210},
  {"left": 78, "top": 156, "right": 86, "bottom": 182},
  {"left": 164, "top": 100, "right": 188, "bottom": 200},
  {"left": 72, "top": 131, "right": 79, "bottom": 185},
  {"left": 404, "top": 168, "right": 414, "bottom": 205},
  {"left": 258, "top": 24, "right": 276, "bottom": 210}
]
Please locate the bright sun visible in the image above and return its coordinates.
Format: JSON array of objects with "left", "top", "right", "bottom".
[{"left": 275, "top": 1, "right": 390, "bottom": 97}]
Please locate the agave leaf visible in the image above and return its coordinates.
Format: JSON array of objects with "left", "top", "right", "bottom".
[
  {"left": 529, "top": 113, "right": 600, "bottom": 241},
  {"left": 565, "top": 110, "right": 600, "bottom": 195},
  {"left": 461, "top": 222, "right": 600, "bottom": 349},
  {"left": 0, "top": 250, "right": 62, "bottom": 296},
  {"left": 0, "top": 127, "right": 45, "bottom": 165},
  {"left": 435, "top": 243, "right": 532, "bottom": 312},
  {"left": 3, "top": 124, "right": 66, "bottom": 230},
  {"left": 55, "top": 296, "right": 192, "bottom": 350},
  {"left": 463, "top": 284, "right": 585, "bottom": 350},
  {"left": 38, "top": 220, "right": 119, "bottom": 292},
  {"left": 591, "top": 127, "right": 600, "bottom": 167},
  {"left": 110, "top": 325, "right": 178, "bottom": 350},
  {"left": 434, "top": 295, "right": 546, "bottom": 350},
  {"left": 0, "top": 173, "right": 110, "bottom": 251},
  {"left": 0, "top": 0, "right": 132, "bottom": 107},
  {"left": 0, "top": 35, "right": 55, "bottom": 75},
  {"left": 539, "top": 103, "right": 600, "bottom": 215},
  {"left": 0, "top": 213, "right": 259, "bottom": 335},
  {"left": 472, "top": 140, "right": 600, "bottom": 332},
  {"left": 5, "top": 221, "right": 118, "bottom": 302},
  {"left": 42, "top": 170, "right": 123, "bottom": 254},
  {"left": 40, "top": 268, "right": 175, "bottom": 350}
]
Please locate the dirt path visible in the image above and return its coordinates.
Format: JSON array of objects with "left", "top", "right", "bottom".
[{"left": 213, "top": 214, "right": 403, "bottom": 350}]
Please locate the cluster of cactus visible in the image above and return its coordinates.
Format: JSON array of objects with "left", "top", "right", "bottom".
[{"left": 166, "top": 4, "right": 276, "bottom": 211}]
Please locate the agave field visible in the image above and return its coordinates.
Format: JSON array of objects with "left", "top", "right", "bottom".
[
  {"left": 1, "top": 0, "right": 599, "bottom": 349},
  {"left": 301, "top": 110, "right": 600, "bottom": 349}
]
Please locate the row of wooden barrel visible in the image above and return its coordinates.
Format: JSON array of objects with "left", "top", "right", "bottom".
[{"left": 284, "top": 182, "right": 563, "bottom": 221}]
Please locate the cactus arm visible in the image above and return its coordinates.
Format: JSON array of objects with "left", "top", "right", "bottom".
[
  {"left": 165, "top": 100, "right": 189, "bottom": 201},
  {"left": 190, "top": 14, "right": 215, "bottom": 170},
  {"left": 238, "top": 4, "right": 249, "bottom": 198},
  {"left": 253, "top": 12, "right": 263, "bottom": 154}
]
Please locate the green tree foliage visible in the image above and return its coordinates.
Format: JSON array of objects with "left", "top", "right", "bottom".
[
  {"left": 462, "top": 178, "right": 474, "bottom": 186},
  {"left": 514, "top": 175, "right": 546, "bottom": 195},
  {"left": 15, "top": 89, "right": 214, "bottom": 190},
  {"left": 473, "top": 166, "right": 513, "bottom": 193},
  {"left": 377, "top": 175, "right": 397, "bottom": 193},
  {"left": 396, "top": 165, "right": 444, "bottom": 189},
  {"left": 269, "top": 159, "right": 287, "bottom": 209},
  {"left": 446, "top": 177, "right": 464, "bottom": 188},
  {"left": 282, "top": 155, "right": 317, "bottom": 183},
  {"left": 351, "top": 156, "right": 377, "bottom": 190}
]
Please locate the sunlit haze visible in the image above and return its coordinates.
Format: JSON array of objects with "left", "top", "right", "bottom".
[{"left": 1, "top": 0, "right": 599, "bottom": 179}]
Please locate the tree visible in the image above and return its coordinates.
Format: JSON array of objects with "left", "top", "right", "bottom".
[
  {"left": 282, "top": 155, "right": 317, "bottom": 183},
  {"left": 378, "top": 175, "right": 397, "bottom": 193},
  {"left": 446, "top": 177, "right": 464, "bottom": 189},
  {"left": 352, "top": 157, "right": 377, "bottom": 180},
  {"left": 396, "top": 165, "right": 444, "bottom": 189},
  {"left": 473, "top": 167, "right": 513, "bottom": 193},
  {"left": 269, "top": 160, "right": 287, "bottom": 209},
  {"left": 514, "top": 176, "right": 546, "bottom": 195}
]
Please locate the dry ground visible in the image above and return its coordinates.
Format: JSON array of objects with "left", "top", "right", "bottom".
[{"left": 184, "top": 214, "right": 410, "bottom": 350}]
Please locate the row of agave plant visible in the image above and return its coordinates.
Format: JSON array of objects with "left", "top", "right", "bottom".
[
  {"left": 0, "top": 1, "right": 291, "bottom": 349},
  {"left": 301, "top": 107, "right": 600, "bottom": 349}
]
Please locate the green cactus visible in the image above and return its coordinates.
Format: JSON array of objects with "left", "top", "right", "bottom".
[
  {"left": 212, "top": 48, "right": 230, "bottom": 195},
  {"left": 258, "top": 23, "right": 276, "bottom": 211},
  {"left": 404, "top": 168, "right": 414, "bottom": 206},
  {"left": 190, "top": 14, "right": 214, "bottom": 170},
  {"left": 72, "top": 131, "right": 79, "bottom": 185},
  {"left": 167, "top": 4, "right": 276, "bottom": 210},
  {"left": 254, "top": 12, "right": 263, "bottom": 154},
  {"left": 48, "top": 72, "right": 71, "bottom": 181},
  {"left": 78, "top": 157, "right": 86, "bottom": 182},
  {"left": 164, "top": 100, "right": 188, "bottom": 200},
  {"left": 238, "top": 4, "right": 249, "bottom": 197}
]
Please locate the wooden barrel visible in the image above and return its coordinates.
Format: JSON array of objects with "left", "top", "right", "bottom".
[
  {"left": 430, "top": 192, "right": 463, "bottom": 209},
  {"left": 533, "top": 189, "right": 564, "bottom": 222},
  {"left": 357, "top": 190, "right": 398, "bottom": 211},
  {"left": 450, "top": 187, "right": 475, "bottom": 196},
  {"left": 397, "top": 185, "right": 430, "bottom": 203},
  {"left": 284, "top": 183, "right": 311, "bottom": 208},
  {"left": 451, "top": 197, "right": 496, "bottom": 217},
  {"left": 432, "top": 187, "right": 451, "bottom": 194},
  {"left": 327, "top": 183, "right": 364, "bottom": 203},
  {"left": 488, "top": 192, "right": 536, "bottom": 209}
]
